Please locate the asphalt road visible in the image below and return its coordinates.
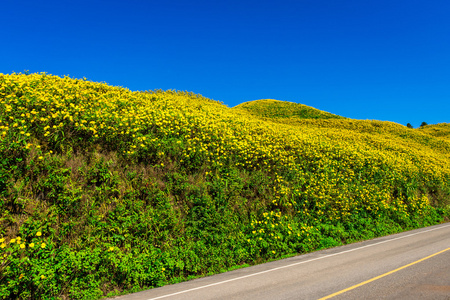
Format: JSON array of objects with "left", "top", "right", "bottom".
[{"left": 108, "top": 223, "right": 450, "bottom": 300}]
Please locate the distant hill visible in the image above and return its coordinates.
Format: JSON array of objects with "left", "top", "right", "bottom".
[{"left": 234, "top": 99, "right": 343, "bottom": 120}]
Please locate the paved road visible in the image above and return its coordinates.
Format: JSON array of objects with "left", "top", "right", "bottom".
[{"left": 109, "top": 223, "right": 450, "bottom": 300}]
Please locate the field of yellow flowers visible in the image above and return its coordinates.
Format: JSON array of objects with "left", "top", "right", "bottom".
[{"left": 1, "top": 73, "right": 449, "bottom": 299}]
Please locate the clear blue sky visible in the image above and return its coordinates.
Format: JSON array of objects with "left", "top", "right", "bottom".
[{"left": 2, "top": 0, "right": 449, "bottom": 128}]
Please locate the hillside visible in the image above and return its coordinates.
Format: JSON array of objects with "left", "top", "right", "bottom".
[
  {"left": 234, "top": 99, "right": 343, "bottom": 120},
  {"left": 419, "top": 123, "right": 450, "bottom": 141},
  {"left": 0, "top": 73, "right": 449, "bottom": 299}
]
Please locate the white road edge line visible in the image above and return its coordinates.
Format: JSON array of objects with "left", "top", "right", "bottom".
[{"left": 147, "top": 223, "right": 450, "bottom": 300}]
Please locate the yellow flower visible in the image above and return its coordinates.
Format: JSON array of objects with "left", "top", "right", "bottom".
[
  {"left": 0, "top": 243, "right": 5, "bottom": 249},
  {"left": 20, "top": 244, "right": 25, "bottom": 249},
  {"left": 10, "top": 239, "right": 15, "bottom": 244},
  {"left": 40, "top": 275, "right": 46, "bottom": 279},
  {"left": 41, "top": 243, "right": 46, "bottom": 248},
  {"left": 0, "top": 238, "right": 4, "bottom": 243},
  {"left": 29, "top": 243, "right": 35, "bottom": 248},
  {"left": 36, "top": 232, "right": 42, "bottom": 237}
]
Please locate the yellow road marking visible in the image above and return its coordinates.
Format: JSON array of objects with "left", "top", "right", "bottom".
[{"left": 318, "top": 247, "right": 450, "bottom": 300}]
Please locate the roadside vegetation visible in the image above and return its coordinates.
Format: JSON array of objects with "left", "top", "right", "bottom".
[{"left": 1, "top": 73, "right": 449, "bottom": 299}]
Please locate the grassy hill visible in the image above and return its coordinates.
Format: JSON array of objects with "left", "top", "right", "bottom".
[
  {"left": 234, "top": 99, "right": 343, "bottom": 120},
  {"left": 1, "top": 73, "right": 449, "bottom": 299}
]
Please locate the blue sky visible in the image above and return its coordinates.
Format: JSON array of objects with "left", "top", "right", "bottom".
[{"left": 2, "top": 0, "right": 449, "bottom": 128}]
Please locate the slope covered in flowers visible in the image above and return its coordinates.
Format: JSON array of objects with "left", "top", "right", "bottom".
[
  {"left": 420, "top": 123, "right": 450, "bottom": 141},
  {"left": 0, "top": 73, "right": 449, "bottom": 299}
]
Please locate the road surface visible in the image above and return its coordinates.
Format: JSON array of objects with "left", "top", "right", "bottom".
[{"left": 108, "top": 222, "right": 450, "bottom": 300}]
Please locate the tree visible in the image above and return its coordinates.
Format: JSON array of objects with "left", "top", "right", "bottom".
[
  {"left": 406, "top": 123, "right": 413, "bottom": 129},
  {"left": 420, "top": 122, "right": 428, "bottom": 128}
]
